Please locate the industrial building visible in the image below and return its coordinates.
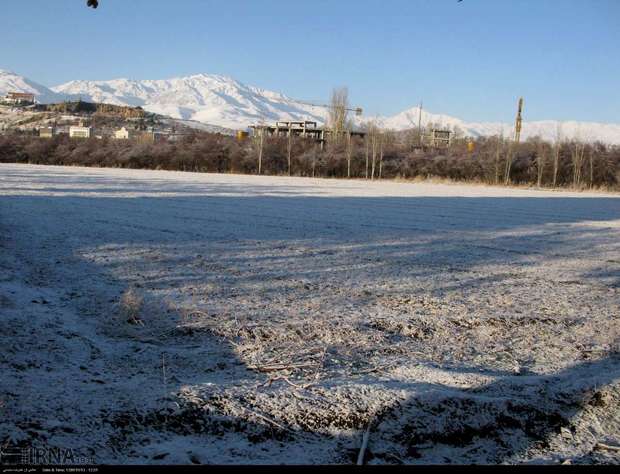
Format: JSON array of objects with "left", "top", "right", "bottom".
[{"left": 250, "top": 121, "right": 366, "bottom": 148}]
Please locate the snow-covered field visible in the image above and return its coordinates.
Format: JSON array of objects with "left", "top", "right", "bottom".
[{"left": 1, "top": 163, "right": 619, "bottom": 465}]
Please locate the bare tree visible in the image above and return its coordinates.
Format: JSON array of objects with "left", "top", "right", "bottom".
[
  {"left": 552, "top": 125, "right": 562, "bottom": 187},
  {"left": 287, "top": 129, "right": 292, "bottom": 176},
  {"left": 378, "top": 133, "right": 385, "bottom": 179},
  {"left": 404, "top": 104, "right": 425, "bottom": 149},
  {"left": 364, "top": 134, "right": 370, "bottom": 179},
  {"left": 504, "top": 142, "right": 514, "bottom": 185},
  {"left": 328, "top": 87, "right": 349, "bottom": 145},
  {"left": 494, "top": 133, "right": 504, "bottom": 185},
  {"left": 366, "top": 121, "right": 381, "bottom": 180},
  {"left": 571, "top": 140, "right": 586, "bottom": 188},
  {"left": 536, "top": 139, "right": 546, "bottom": 187},
  {"left": 378, "top": 130, "right": 394, "bottom": 179},
  {"left": 312, "top": 144, "right": 317, "bottom": 177},
  {"left": 346, "top": 131, "right": 353, "bottom": 178},
  {"left": 253, "top": 128, "right": 264, "bottom": 175},
  {"left": 588, "top": 147, "right": 595, "bottom": 189},
  {"left": 371, "top": 134, "right": 377, "bottom": 181}
]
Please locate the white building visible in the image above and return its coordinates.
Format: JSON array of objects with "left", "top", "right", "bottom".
[
  {"left": 2, "top": 92, "right": 35, "bottom": 106},
  {"left": 69, "top": 126, "right": 92, "bottom": 139},
  {"left": 114, "top": 127, "right": 134, "bottom": 140},
  {"left": 39, "top": 127, "right": 55, "bottom": 138}
]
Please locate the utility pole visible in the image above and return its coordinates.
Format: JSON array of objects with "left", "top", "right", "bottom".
[
  {"left": 514, "top": 97, "right": 524, "bottom": 144},
  {"left": 505, "top": 97, "right": 524, "bottom": 185}
]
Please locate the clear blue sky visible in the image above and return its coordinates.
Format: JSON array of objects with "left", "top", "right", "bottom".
[{"left": 1, "top": 0, "right": 619, "bottom": 122}]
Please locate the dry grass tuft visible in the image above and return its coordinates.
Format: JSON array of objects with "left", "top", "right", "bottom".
[{"left": 119, "top": 287, "right": 144, "bottom": 326}]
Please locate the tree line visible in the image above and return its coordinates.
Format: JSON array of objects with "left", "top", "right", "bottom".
[{"left": 0, "top": 129, "right": 618, "bottom": 190}]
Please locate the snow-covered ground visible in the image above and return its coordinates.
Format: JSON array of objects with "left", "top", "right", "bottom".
[{"left": 1, "top": 164, "right": 619, "bottom": 465}]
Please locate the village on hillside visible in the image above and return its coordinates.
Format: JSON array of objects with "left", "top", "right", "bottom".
[
  {"left": 0, "top": 91, "right": 205, "bottom": 143},
  {"left": 1, "top": 89, "right": 461, "bottom": 154}
]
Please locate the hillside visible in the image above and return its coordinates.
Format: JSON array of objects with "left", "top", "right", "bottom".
[
  {"left": 2, "top": 69, "right": 620, "bottom": 144},
  {"left": 51, "top": 74, "right": 327, "bottom": 130},
  {"left": 0, "top": 69, "right": 68, "bottom": 104}
]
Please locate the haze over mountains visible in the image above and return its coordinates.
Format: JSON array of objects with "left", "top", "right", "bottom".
[{"left": 2, "top": 69, "right": 620, "bottom": 144}]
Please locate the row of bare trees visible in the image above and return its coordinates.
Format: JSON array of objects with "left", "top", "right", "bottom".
[
  {"left": 1, "top": 127, "right": 618, "bottom": 189},
  {"left": 483, "top": 126, "right": 614, "bottom": 190}
]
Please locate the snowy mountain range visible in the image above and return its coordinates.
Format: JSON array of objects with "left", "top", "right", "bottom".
[{"left": 2, "top": 69, "right": 620, "bottom": 144}]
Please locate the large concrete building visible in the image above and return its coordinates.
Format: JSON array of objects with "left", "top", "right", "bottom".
[
  {"left": 69, "top": 126, "right": 92, "bottom": 139},
  {"left": 250, "top": 121, "right": 366, "bottom": 149}
]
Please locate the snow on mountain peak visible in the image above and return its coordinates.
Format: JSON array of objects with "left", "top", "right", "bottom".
[
  {"left": 51, "top": 73, "right": 324, "bottom": 129},
  {"left": 2, "top": 68, "right": 620, "bottom": 144},
  {"left": 0, "top": 70, "right": 66, "bottom": 104}
]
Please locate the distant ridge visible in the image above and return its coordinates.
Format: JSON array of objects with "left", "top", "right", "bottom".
[
  {"left": 0, "top": 69, "right": 67, "bottom": 104},
  {"left": 2, "top": 69, "right": 620, "bottom": 144}
]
